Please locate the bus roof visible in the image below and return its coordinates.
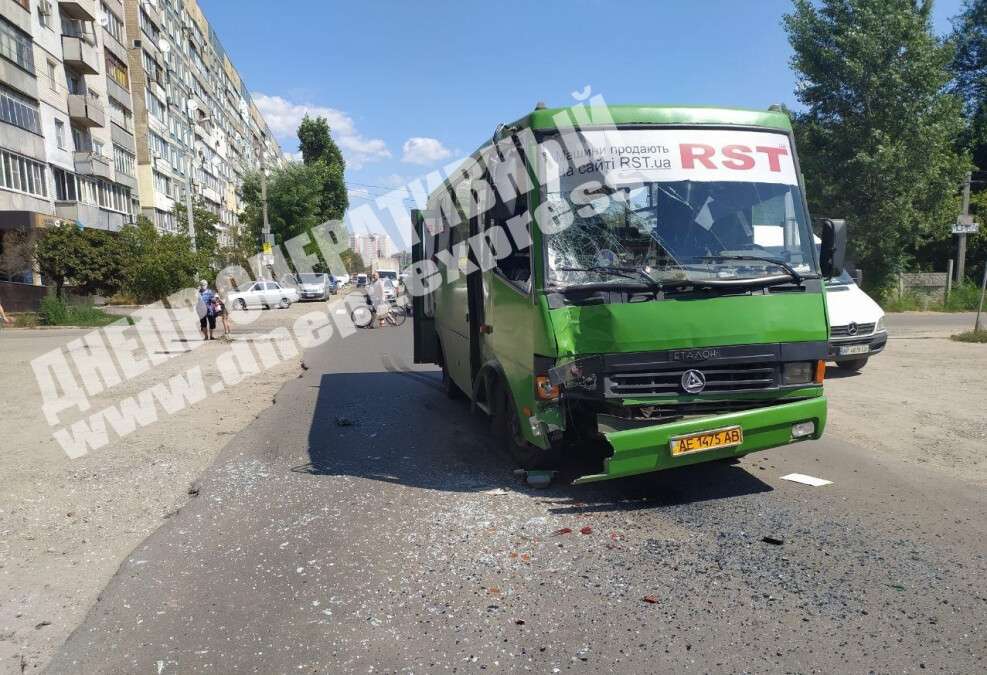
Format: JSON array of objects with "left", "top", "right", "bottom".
[{"left": 502, "top": 105, "right": 793, "bottom": 135}]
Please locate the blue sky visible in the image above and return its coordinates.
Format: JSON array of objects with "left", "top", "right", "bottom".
[{"left": 201, "top": 0, "right": 967, "bottom": 237}]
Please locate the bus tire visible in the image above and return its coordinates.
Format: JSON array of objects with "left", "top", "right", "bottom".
[{"left": 493, "top": 382, "right": 560, "bottom": 471}]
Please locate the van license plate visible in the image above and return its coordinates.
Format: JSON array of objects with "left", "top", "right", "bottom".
[
  {"left": 670, "top": 426, "right": 743, "bottom": 456},
  {"left": 839, "top": 344, "right": 869, "bottom": 356}
]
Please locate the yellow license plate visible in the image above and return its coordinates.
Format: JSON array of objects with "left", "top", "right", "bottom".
[{"left": 670, "top": 426, "right": 744, "bottom": 456}]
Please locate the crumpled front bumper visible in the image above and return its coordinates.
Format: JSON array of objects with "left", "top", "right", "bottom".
[{"left": 573, "top": 396, "right": 827, "bottom": 484}]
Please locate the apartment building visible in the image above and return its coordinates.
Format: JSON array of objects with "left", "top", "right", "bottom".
[
  {"left": 123, "top": 0, "right": 283, "bottom": 240},
  {"left": 0, "top": 0, "right": 283, "bottom": 286},
  {"left": 349, "top": 232, "right": 396, "bottom": 273}
]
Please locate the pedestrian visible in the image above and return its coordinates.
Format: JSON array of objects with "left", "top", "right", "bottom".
[
  {"left": 213, "top": 294, "right": 231, "bottom": 339},
  {"left": 0, "top": 297, "right": 11, "bottom": 326},
  {"left": 367, "top": 272, "right": 388, "bottom": 328},
  {"left": 197, "top": 280, "right": 217, "bottom": 340}
]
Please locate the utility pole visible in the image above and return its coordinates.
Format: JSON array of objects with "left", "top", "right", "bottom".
[
  {"left": 956, "top": 171, "right": 972, "bottom": 284},
  {"left": 184, "top": 99, "right": 199, "bottom": 253},
  {"left": 184, "top": 151, "right": 198, "bottom": 253},
  {"left": 256, "top": 138, "right": 271, "bottom": 280}
]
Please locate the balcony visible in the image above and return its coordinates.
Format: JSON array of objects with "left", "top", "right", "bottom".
[
  {"left": 61, "top": 35, "right": 99, "bottom": 75},
  {"left": 58, "top": 1, "right": 97, "bottom": 22},
  {"left": 68, "top": 93, "right": 105, "bottom": 127},
  {"left": 74, "top": 151, "right": 112, "bottom": 180}
]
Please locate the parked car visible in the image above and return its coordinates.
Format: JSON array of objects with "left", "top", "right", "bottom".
[
  {"left": 825, "top": 270, "right": 887, "bottom": 371},
  {"left": 335, "top": 273, "right": 351, "bottom": 286},
  {"left": 355, "top": 273, "right": 368, "bottom": 288},
  {"left": 228, "top": 281, "right": 299, "bottom": 310},
  {"left": 294, "top": 272, "right": 336, "bottom": 300},
  {"left": 382, "top": 278, "right": 397, "bottom": 301}
]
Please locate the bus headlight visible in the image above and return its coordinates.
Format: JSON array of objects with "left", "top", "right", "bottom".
[
  {"left": 791, "top": 421, "right": 816, "bottom": 438},
  {"left": 782, "top": 362, "right": 814, "bottom": 385}
]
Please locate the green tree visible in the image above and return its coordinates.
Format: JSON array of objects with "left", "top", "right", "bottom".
[
  {"left": 174, "top": 197, "right": 221, "bottom": 261},
  {"left": 340, "top": 249, "right": 365, "bottom": 274},
  {"left": 786, "top": 0, "right": 970, "bottom": 293},
  {"left": 297, "top": 115, "right": 349, "bottom": 222},
  {"left": 949, "top": 0, "right": 987, "bottom": 281},
  {"left": 35, "top": 224, "right": 125, "bottom": 298},
  {"left": 119, "top": 218, "right": 202, "bottom": 303},
  {"left": 241, "top": 161, "right": 329, "bottom": 245}
]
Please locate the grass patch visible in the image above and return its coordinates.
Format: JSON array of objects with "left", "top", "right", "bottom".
[
  {"left": 37, "top": 296, "right": 127, "bottom": 327},
  {"left": 882, "top": 282, "right": 986, "bottom": 313},
  {"left": 11, "top": 313, "right": 39, "bottom": 328},
  {"left": 951, "top": 330, "right": 987, "bottom": 343}
]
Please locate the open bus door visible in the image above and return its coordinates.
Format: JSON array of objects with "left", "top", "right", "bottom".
[{"left": 411, "top": 209, "right": 440, "bottom": 365}]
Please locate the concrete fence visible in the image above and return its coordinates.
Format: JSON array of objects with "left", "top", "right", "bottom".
[
  {"left": 0, "top": 281, "right": 48, "bottom": 312},
  {"left": 898, "top": 272, "right": 949, "bottom": 296}
]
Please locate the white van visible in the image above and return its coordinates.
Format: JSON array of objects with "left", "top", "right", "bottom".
[
  {"left": 824, "top": 271, "right": 887, "bottom": 370},
  {"left": 753, "top": 225, "right": 887, "bottom": 371}
]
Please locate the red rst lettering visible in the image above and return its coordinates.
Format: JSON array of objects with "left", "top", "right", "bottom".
[
  {"left": 754, "top": 145, "right": 789, "bottom": 172},
  {"left": 679, "top": 144, "right": 716, "bottom": 169},
  {"left": 721, "top": 145, "right": 754, "bottom": 170}
]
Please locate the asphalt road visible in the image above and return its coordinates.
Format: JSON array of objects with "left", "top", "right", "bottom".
[
  {"left": 49, "top": 324, "right": 986, "bottom": 673},
  {"left": 884, "top": 311, "right": 980, "bottom": 337}
]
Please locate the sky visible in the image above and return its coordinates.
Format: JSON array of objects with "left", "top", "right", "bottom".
[{"left": 200, "top": 0, "right": 968, "bottom": 244}]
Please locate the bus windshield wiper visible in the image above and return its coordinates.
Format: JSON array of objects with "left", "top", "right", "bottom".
[
  {"left": 696, "top": 255, "right": 819, "bottom": 285},
  {"left": 557, "top": 265, "right": 666, "bottom": 291}
]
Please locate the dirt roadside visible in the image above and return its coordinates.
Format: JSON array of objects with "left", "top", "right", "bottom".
[
  {"left": 0, "top": 298, "right": 344, "bottom": 673},
  {"left": 824, "top": 313, "right": 987, "bottom": 485}
]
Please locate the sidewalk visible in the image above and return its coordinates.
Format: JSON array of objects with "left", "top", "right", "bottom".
[{"left": 0, "top": 298, "right": 343, "bottom": 673}]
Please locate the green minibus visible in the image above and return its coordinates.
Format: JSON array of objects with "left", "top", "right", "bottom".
[{"left": 409, "top": 104, "right": 845, "bottom": 484}]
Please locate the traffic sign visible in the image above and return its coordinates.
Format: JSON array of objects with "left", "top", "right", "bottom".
[
  {"left": 952, "top": 222, "right": 979, "bottom": 235},
  {"left": 262, "top": 242, "right": 273, "bottom": 255}
]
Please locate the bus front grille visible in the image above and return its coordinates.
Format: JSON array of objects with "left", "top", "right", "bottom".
[{"left": 606, "top": 362, "right": 778, "bottom": 396}]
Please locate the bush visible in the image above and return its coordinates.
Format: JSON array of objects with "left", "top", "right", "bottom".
[
  {"left": 951, "top": 330, "right": 987, "bottom": 343},
  {"left": 38, "top": 295, "right": 69, "bottom": 325},
  {"left": 880, "top": 282, "right": 986, "bottom": 312},
  {"left": 37, "top": 296, "right": 122, "bottom": 327}
]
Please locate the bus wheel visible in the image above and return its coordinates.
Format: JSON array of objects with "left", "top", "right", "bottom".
[{"left": 494, "top": 384, "right": 560, "bottom": 470}]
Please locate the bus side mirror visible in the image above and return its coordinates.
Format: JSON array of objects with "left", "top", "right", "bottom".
[{"left": 819, "top": 218, "right": 847, "bottom": 278}]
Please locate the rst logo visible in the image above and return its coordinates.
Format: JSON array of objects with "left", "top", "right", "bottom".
[
  {"left": 670, "top": 348, "right": 720, "bottom": 362},
  {"left": 679, "top": 144, "right": 790, "bottom": 172}
]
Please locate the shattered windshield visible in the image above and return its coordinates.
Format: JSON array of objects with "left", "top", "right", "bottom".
[{"left": 540, "top": 128, "right": 819, "bottom": 287}]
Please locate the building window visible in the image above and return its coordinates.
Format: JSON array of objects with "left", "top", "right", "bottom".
[
  {"left": 105, "top": 52, "right": 128, "bottom": 88},
  {"left": 93, "top": 139, "right": 105, "bottom": 157},
  {"left": 71, "top": 124, "right": 92, "bottom": 152},
  {"left": 38, "top": 0, "right": 52, "bottom": 29},
  {"left": 47, "top": 59, "right": 57, "bottom": 90},
  {"left": 0, "top": 17, "right": 35, "bottom": 73},
  {"left": 0, "top": 149, "right": 48, "bottom": 198},
  {"left": 113, "top": 145, "right": 135, "bottom": 176},
  {"left": 145, "top": 87, "right": 166, "bottom": 121},
  {"left": 153, "top": 170, "right": 171, "bottom": 197},
  {"left": 108, "top": 97, "right": 132, "bottom": 131},
  {"left": 138, "top": 8, "right": 160, "bottom": 43},
  {"left": 141, "top": 50, "right": 161, "bottom": 85},
  {"left": 0, "top": 85, "right": 42, "bottom": 134},
  {"left": 156, "top": 209, "right": 174, "bottom": 232},
  {"left": 52, "top": 166, "right": 77, "bottom": 201},
  {"left": 55, "top": 119, "right": 66, "bottom": 149},
  {"left": 100, "top": 3, "right": 124, "bottom": 43},
  {"left": 53, "top": 166, "right": 131, "bottom": 213},
  {"left": 149, "top": 131, "right": 169, "bottom": 158}
]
